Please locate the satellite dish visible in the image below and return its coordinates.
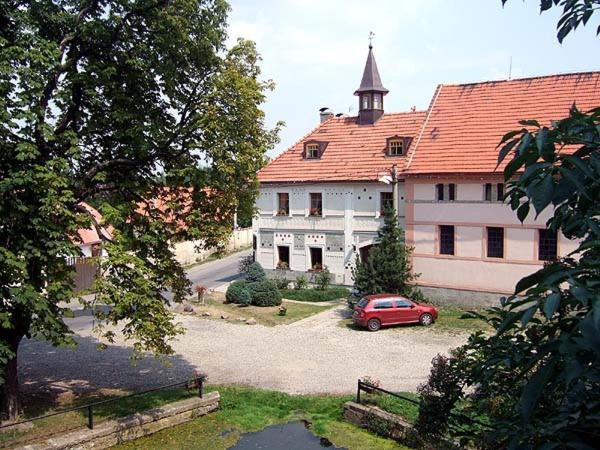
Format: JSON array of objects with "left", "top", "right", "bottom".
[{"left": 378, "top": 175, "right": 392, "bottom": 184}]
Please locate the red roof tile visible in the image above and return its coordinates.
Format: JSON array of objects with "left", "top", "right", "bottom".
[
  {"left": 406, "top": 71, "right": 600, "bottom": 175},
  {"left": 258, "top": 112, "right": 426, "bottom": 183}
]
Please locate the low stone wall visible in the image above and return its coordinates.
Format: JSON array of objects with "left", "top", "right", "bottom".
[
  {"left": 18, "top": 391, "right": 220, "bottom": 450},
  {"left": 173, "top": 228, "right": 252, "bottom": 266},
  {"left": 343, "top": 401, "right": 420, "bottom": 446}
]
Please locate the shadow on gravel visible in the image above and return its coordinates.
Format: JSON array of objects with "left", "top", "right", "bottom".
[{"left": 19, "top": 334, "right": 197, "bottom": 417}]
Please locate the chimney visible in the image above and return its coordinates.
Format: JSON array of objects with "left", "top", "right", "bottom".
[{"left": 319, "top": 107, "right": 334, "bottom": 123}]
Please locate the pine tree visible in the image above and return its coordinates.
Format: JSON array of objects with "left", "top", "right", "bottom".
[{"left": 352, "top": 207, "right": 418, "bottom": 296}]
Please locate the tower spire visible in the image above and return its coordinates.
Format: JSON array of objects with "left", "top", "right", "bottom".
[{"left": 354, "top": 36, "right": 388, "bottom": 125}]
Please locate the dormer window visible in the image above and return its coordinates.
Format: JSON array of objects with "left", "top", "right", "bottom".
[
  {"left": 303, "top": 140, "right": 328, "bottom": 159},
  {"left": 386, "top": 136, "right": 410, "bottom": 156},
  {"left": 307, "top": 144, "right": 319, "bottom": 159},
  {"left": 389, "top": 139, "right": 404, "bottom": 156}
]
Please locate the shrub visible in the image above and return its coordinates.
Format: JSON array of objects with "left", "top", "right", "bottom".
[
  {"left": 314, "top": 267, "right": 332, "bottom": 290},
  {"left": 239, "top": 254, "right": 254, "bottom": 274},
  {"left": 226, "top": 280, "right": 252, "bottom": 305},
  {"left": 246, "top": 262, "right": 266, "bottom": 282},
  {"left": 273, "top": 277, "right": 290, "bottom": 290},
  {"left": 247, "top": 280, "right": 282, "bottom": 306},
  {"left": 294, "top": 274, "right": 308, "bottom": 290}
]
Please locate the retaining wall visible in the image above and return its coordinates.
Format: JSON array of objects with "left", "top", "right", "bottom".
[
  {"left": 173, "top": 228, "right": 252, "bottom": 266},
  {"left": 17, "top": 391, "right": 220, "bottom": 450}
]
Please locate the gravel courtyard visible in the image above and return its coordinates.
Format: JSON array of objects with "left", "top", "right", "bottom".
[{"left": 19, "top": 305, "right": 467, "bottom": 397}]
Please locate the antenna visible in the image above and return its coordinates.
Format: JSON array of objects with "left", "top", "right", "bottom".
[{"left": 508, "top": 56, "right": 513, "bottom": 80}]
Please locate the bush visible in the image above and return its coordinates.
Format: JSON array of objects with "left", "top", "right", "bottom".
[
  {"left": 239, "top": 254, "right": 254, "bottom": 274},
  {"left": 226, "top": 280, "right": 252, "bottom": 305},
  {"left": 314, "top": 267, "right": 332, "bottom": 290},
  {"left": 294, "top": 274, "right": 308, "bottom": 290},
  {"left": 247, "top": 280, "right": 282, "bottom": 306},
  {"left": 280, "top": 287, "right": 349, "bottom": 302},
  {"left": 246, "top": 262, "right": 266, "bottom": 282},
  {"left": 273, "top": 277, "right": 290, "bottom": 290}
]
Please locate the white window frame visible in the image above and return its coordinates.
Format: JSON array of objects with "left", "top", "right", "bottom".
[
  {"left": 375, "top": 188, "right": 393, "bottom": 218},
  {"left": 306, "top": 144, "right": 319, "bottom": 159},
  {"left": 388, "top": 139, "right": 404, "bottom": 156},
  {"left": 305, "top": 190, "right": 325, "bottom": 218},
  {"left": 272, "top": 190, "right": 292, "bottom": 217}
]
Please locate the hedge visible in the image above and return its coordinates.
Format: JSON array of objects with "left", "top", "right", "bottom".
[
  {"left": 247, "top": 280, "right": 282, "bottom": 306},
  {"left": 226, "top": 280, "right": 252, "bottom": 305},
  {"left": 280, "top": 287, "right": 349, "bottom": 302}
]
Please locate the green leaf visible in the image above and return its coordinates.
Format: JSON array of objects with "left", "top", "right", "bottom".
[
  {"left": 519, "top": 119, "right": 540, "bottom": 127},
  {"left": 517, "top": 202, "right": 530, "bottom": 222},
  {"left": 543, "top": 293, "right": 561, "bottom": 318},
  {"left": 515, "top": 269, "right": 545, "bottom": 293},
  {"left": 520, "top": 305, "right": 537, "bottom": 327},
  {"left": 497, "top": 139, "right": 520, "bottom": 166},
  {"left": 520, "top": 360, "right": 556, "bottom": 420},
  {"left": 530, "top": 174, "right": 554, "bottom": 215},
  {"left": 535, "top": 127, "right": 549, "bottom": 153}
]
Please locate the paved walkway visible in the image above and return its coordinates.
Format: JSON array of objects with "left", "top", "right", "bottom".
[{"left": 19, "top": 304, "right": 467, "bottom": 397}]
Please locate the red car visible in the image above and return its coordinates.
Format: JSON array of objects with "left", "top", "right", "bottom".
[{"left": 352, "top": 294, "right": 438, "bottom": 331}]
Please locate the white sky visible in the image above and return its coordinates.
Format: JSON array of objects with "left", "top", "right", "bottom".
[{"left": 226, "top": 0, "right": 600, "bottom": 156}]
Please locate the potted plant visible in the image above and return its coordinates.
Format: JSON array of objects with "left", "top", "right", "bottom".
[
  {"left": 309, "top": 207, "right": 322, "bottom": 216},
  {"left": 277, "top": 208, "right": 288, "bottom": 216},
  {"left": 276, "top": 261, "right": 289, "bottom": 270}
]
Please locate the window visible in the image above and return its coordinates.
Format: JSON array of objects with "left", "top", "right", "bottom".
[
  {"left": 436, "top": 183, "right": 456, "bottom": 201},
  {"left": 497, "top": 183, "right": 505, "bottom": 201},
  {"left": 380, "top": 191, "right": 393, "bottom": 214},
  {"left": 436, "top": 183, "right": 444, "bottom": 201},
  {"left": 484, "top": 183, "right": 505, "bottom": 202},
  {"left": 487, "top": 227, "right": 504, "bottom": 258},
  {"left": 362, "top": 94, "right": 370, "bottom": 109},
  {"left": 539, "top": 229, "right": 558, "bottom": 261},
  {"left": 373, "top": 299, "right": 394, "bottom": 309},
  {"left": 373, "top": 94, "right": 382, "bottom": 109},
  {"left": 306, "top": 144, "right": 319, "bottom": 159},
  {"left": 309, "top": 247, "right": 323, "bottom": 270},
  {"left": 484, "top": 183, "right": 493, "bottom": 201},
  {"left": 277, "top": 246, "right": 290, "bottom": 269},
  {"left": 388, "top": 139, "right": 404, "bottom": 156},
  {"left": 277, "top": 193, "right": 289, "bottom": 216},
  {"left": 395, "top": 299, "right": 412, "bottom": 308},
  {"left": 439, "top": 225, "right": 455, "bottom": 255},
  {"left": 309, "top": 193, "right": 322, "bottom": 216}
]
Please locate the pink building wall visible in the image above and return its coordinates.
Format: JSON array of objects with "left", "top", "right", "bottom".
[{"left": 405, "top": 177, "right": 578, "bottom": 295}]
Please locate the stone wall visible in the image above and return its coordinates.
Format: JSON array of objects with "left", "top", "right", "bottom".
[
  {"left": 173, "top": 228, "right": 252, "bottom": 266},
  {"left": 17, "top": 392, "right": 220, "bottom": 450},
  {"left": 417, "top": 285, "right": 504, "bottom": 308}
]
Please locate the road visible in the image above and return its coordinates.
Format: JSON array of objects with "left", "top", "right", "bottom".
[{"left": 185, "top": 249, "right": 251, "bottom": 289}]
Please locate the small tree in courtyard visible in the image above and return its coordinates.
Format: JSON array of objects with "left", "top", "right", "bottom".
[{"left": 352, "top": 207, "right": 419, "bottom": 296}]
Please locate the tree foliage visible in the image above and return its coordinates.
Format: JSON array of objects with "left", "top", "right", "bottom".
[
  {"left": 417, "top": 3, "right": 600, "bottom": 447},
  {"left": 0, "top": 0, "right": 280, "bottom": 419},
  {"left": 352, "top": 208, "right": 419, "bottom": 297}
]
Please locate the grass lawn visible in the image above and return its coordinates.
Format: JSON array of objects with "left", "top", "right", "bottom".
[
  {"left": 113, "top": 385, "right": 418, "bottom": 450},
  {"left": 2, "top": 385, "right": 418, "bottom": 449},
  {"left": 339, "top": 306, "right": 491, "bottom": 334},
  {"left": 280, "top": 286, "right": 350, "bottom": 302},
  {"left": 189, "top": 292, "right": 334, "bottom": 326}
]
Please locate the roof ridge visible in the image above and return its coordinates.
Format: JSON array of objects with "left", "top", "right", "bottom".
[
  {"left": 440, "top": 70, "right": 600, "bottom": 88},
  {"left": 405, "top": 84, "right": 443, "bottom": 172}
]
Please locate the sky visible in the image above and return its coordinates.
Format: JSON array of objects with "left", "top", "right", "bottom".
[{"left": 226, "top": 0, "right": 600, "bottom": 157}]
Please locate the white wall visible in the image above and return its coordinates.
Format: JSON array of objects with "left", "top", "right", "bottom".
[{"left": 172, "top": 228, "right": 253, "bottom": 266}]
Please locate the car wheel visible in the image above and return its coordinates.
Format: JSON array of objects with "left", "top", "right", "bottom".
[
  {"left": 367, "top": 318, "right": 381, "bottom": 331},
  {"left": 420, "top": 313, "right": 433, "bottom": 326}
]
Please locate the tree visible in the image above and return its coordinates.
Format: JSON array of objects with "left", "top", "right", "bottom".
[
  {"left": 352, "top": 208, "right": 419, "bottom": 297},
  {"left": 417, "top": 2, "right": 600, "bottom": 447},
  {"left": 0, "top": 0, "right": 280, "bottom": 420}
]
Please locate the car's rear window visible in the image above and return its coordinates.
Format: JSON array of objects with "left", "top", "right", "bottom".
[{"left": 357, "top": 298, "right": 369, "bottom": 308}]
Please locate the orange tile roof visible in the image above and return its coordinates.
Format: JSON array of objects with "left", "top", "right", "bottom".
[
  {"left": 257, "top": 112, "right": 426, "bottom": 183},
  {"left": 406, "top": 71, "right": 600, "bottom": 175}
]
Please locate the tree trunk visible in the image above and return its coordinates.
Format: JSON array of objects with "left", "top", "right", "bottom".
[{"left": 1, "top": 335, "right": 23, "bottom": 422}]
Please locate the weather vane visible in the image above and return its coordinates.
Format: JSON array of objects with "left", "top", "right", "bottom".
[{"left": 368, "top": 31, "right": 375, "bottom": 49}]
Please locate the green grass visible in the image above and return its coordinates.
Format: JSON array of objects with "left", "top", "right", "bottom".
[
  {"left": 190, "top": 292, "right": 333, "bottom": 326},
  {"left": 113, "top": 385, "right": 417, "bottom": 449},
  {"left": 280, "top": 286, "right": 350, "bottom": 302}
]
